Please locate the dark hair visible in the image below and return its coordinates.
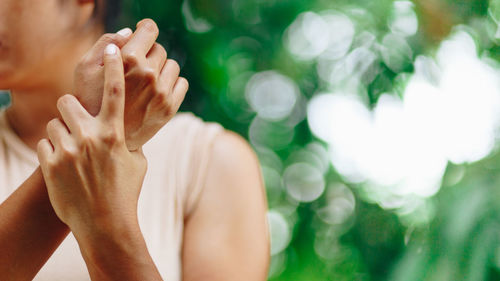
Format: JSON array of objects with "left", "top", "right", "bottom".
[{"left": 95, "top": 0, "right": 122, "bottom": 32}]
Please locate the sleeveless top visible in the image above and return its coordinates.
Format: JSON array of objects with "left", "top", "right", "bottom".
[{"left": 0, "top": 110, "right": 224, "bottom": 281}]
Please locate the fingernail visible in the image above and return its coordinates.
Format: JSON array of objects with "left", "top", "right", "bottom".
[
  {"left": 117, "top": 27, "right": 132, "bottom": 37},
  {"left": 105, "top": 44, "right": 118, "bottom": 55}
]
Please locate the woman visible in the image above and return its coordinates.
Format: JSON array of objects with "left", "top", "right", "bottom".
[{"left": 0, "top": 0, "right": 269, "bottom": 280}]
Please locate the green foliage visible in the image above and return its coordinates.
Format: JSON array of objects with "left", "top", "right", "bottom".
[{"left": 97, "top": 0, "right": 500, "bottom": 280}]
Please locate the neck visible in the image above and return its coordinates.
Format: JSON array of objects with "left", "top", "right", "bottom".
[
  {"left": 4, "top": 29, "right": 102, "bottom": 151},
  {"left": 6, "top": 85, "right": 69, "bottom": 151}
]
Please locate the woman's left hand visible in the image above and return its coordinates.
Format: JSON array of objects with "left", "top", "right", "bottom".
[{"left": 74, "top": 19, "right": 188, "bottom": 152}]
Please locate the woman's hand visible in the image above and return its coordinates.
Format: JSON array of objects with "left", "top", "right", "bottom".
[
  {"left": 38, "top": 44, "right": 162, "bottom": 280},
  {"left": 38, "top": 44, "right": 144, "bottom": 236},
  {"left": 74, "top": 19, "right": 188, "bottom": 151}
]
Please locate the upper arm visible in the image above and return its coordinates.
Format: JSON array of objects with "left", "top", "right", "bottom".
[{"left": 182, "top": 131, "right": 270, "bottom": 281}]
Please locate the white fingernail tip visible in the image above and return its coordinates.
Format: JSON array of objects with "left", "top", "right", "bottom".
[
  {"left": 105, "top": 44, "right": 118, "bottom": 55},
  {"left": 117, "top": 27, "right": 132, "bottom": 37}
]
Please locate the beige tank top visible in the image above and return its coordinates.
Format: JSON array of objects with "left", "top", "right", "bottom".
[{"left": 0, "top": 110, "right": 223, "bottom": 281}]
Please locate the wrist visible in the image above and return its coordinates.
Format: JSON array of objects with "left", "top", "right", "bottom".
[
  {"left": 74, "top": 217, "right": 149, "bottom": 275},
  {"left": 72, "top": 212, "right": 141, "bottom": 250}
]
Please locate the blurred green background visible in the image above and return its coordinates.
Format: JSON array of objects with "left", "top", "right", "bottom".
[{"left": 4, "top": 0, "right": 500, "bottom": 280}]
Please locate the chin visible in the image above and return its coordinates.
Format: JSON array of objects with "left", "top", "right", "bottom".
[
  {"left": 0, "top": 78, "right": 12, "bottom": 90},
  {"left": 0, "top": 72, "right": 14, "bottom": 90},
  {"left": 0, "top": 62, "right": 21, "bottom": 90}
]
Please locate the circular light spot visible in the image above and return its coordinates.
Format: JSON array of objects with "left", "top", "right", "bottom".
[
  {"left": 255, "top": 146, "right": 283, "bottom": 172},
  {"left": 284, "top": 163, "right": 325, "bottom": 202},
  {"left": 267, "top": 211, "right": 291, "bottom": 256},
  {"left": 246, "top": 71, "right": 299, "bottom": 121},
  {"left": 268, "top": 252, "right": 287, "bottom": 279},
  {"left": 320, "top": 12, "right": 355, "bottom": 60},
  {"left": 389, "top": 1, "right": 418, "bottom": 37},
  {"left": 317, "top": 184, "right": 356, "bottom": 225},
  {"left": 249, "top": 117, "right": 295, "bottom": 150},
  {"left": 285, "top": 12, "right": 331, "bottom": 60}
]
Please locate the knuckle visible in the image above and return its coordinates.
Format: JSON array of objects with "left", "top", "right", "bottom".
[
  {"left": 153, "top": 94, "right": 174, "bottom": 117},
  {"left": 154, "top": 84, "right": 169, "bottom": 96},
  {"left": 60, "top": 146, "right": 77, "bottom": 160},
  {"left": 36, "top": 139, "right": 45, "bottom": 150},
  {"left": 100, "top": 33, "right": 117, "bottom": 43},
  {"left": 167, "top": 59, "right": 180, "bottom": 74},
  {"left": 162, "top": 107, "right": 173, "bottom": 118},
  {"left": 45, "top": 163, "right": 58, "bottom": 175},
  {"left": 78, "top": 132, "right": 93, "bottom": 148},
  {"left": 37, "top": 139, "right": 51, "bottom": 157},
  {"left": 142, "top": 19, "right": 159, "bottom": 34},
  {"left": 123, "top": 51, "right": 140, "bottom": 67},
  {"left": 57, "top": 94, "right": 72, "bottom": 109},
  {"left": 141, "top": 67, "right": 157, "bottom": 83},
  {"left": 178, "top": 77, "right": 189, "bottom": 90},
  {"left": 157, "top": 44, "right": 167, "bottom": 59},
  {"left": 100, "top": 129, "right": 124, "bottom": 146},
  {"left": 46, "top": 118, "right": 59, "bottom": 131},
  {"left": 153, "top": 91, "right": 170, "bottom": 107}
]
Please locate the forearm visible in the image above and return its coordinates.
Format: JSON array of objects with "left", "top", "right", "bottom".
[
  {"left": 0, "top": 167, "right": 70, "bottom": 280},
  {"left": 74, "top": 218, "right": 162, "bottom": 281}
]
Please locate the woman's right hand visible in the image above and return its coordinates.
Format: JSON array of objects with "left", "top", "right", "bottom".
[
  {"left": 38, "top": 45, "right": 163, "bottom": 280},
  {"left": 38, "top": 44, "right": 146, "bottom": 235},
  {"left": 74, "top": 19, "right": 188, "bottom": 151}
]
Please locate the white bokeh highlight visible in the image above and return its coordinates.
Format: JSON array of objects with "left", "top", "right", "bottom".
[
  {"left": 267, "top": 210, "right": 291, "bottom": 256},
  {"left": 285, "top": 11, "right": 355, "bottom": 61},
  {"left": 308, "top": 30, "right": 500, "bottom": 202},
  {"left": 246, "top": 71, "right": 299, "bottom": 121}
]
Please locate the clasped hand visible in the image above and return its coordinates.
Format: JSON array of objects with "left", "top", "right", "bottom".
[{"left": 37, "top": 20, "right": 186, "bottom": 244}]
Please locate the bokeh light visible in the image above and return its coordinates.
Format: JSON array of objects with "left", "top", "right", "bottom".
[
  {"left": 246, "top": 71, "right": 299, "bottom": 121},
  {"left": 267, "top": 210, "right": 291, "bottom": 256},
  {"left": 284, "top": 162, "right": 325, "bottom": 203}
]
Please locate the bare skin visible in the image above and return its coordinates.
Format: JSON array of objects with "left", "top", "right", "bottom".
[
  {"left": 1, "top": 19, "right": 187, "bottom": 280},
  {"left": 0, "top": 0, "right": 269, "bottom": 280},
  {"left": 39, "top": 44, "right": 163, "bottom": 280}
]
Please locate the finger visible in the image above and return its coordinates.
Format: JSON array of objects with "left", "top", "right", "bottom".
[
  {"left": 57, "top": 95, "right": 91, "bottom": 135},
  {"left": 172, "top": 77, "right": 189, "bottom": 109},
  {"left": 121, "top": 19, "right": 159, "bottom": 64},
  {"left": 100, "top": 43, "right": 125, "bottom": 127},
  {"left": 37, "top": 138, "right": 53, "bottom": 167},
  {"left": 158, "top": 59, "right": 181, "bottom": 91},
  {"left": 46, "top": 118, "right": 71, "bottom": 150},
  {"left": 116, "top": 27, "right": 133, "bottom": 38},
  {"left": 146, "top": 43, "right": 168, "bottom": 76},
  {"left": 80, "top": 30, "right": 132, "bottom": 67}
]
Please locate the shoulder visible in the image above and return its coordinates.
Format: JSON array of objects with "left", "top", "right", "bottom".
[
  {"left": 201, "top": 129, "right": 267, "bottom": 217},
  {"left": 193, "top": 126, "right": 268, "bottom": 224},
  {"left": 209, "top": 131, "right": 259, "bottom": 174},
  {"left": 144, "top": 112, "right": 265, "bottom": 217},
  {"left": 182, "top": 131, "right": 270, "bottom": 280},
  {"left": 144, "top": 112, "right": 226, "bottom": 215}
]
